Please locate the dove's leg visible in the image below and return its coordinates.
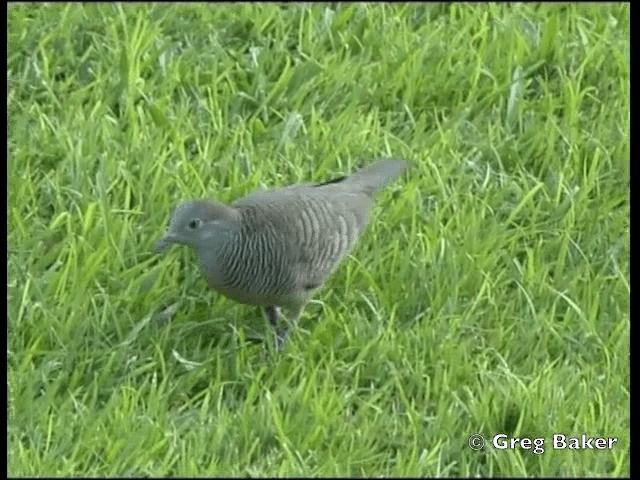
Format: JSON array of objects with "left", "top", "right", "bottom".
[
  {"left": 265, "top": 301, "right": 307, "bottom": 350},
  {"left": 277, "top": 304, "right": 307, "bottom": 350},
  {"left": 265, "top": 305, "right": 280, "bottom": 327},
  {"left": 264, "top": 306, "right": 287, "bottom": 350}
]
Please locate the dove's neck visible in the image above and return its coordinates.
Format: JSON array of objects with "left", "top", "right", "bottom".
[{"left": 196, "top": 212, "right": 242, "bottom": 289}]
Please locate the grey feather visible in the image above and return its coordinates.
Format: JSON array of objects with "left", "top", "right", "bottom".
[{"left": 155, "top": 159, "right": 408, "bottom": 349}]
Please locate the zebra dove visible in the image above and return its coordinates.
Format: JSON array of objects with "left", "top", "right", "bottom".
[{"left": 155, "top": 159, "right": 408, "bottom": 349}]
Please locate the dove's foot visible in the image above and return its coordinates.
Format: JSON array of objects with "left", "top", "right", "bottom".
[{"left": 264, "top": 306, "right": 290, "bottom": 351}]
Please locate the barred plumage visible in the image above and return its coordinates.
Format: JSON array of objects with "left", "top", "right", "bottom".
[{"left": 155, "top": 159, "right": 408, "bottom": 349}]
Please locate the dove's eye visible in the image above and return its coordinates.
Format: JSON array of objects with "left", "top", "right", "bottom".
[{"left": 188, "top": 219, "right": 202, "bottom": 230}]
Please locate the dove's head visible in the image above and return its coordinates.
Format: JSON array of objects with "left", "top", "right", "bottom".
[{"left": 155, "top": 200, "right": 240, "bottom": 254}]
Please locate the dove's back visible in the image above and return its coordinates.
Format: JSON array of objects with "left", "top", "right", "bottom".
[{"left": 210, "top": 159, "right": 408, "bottom": 312}]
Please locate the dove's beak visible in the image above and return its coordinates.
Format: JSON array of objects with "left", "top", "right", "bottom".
[{"left": 154, "top": 231, "right": 178, "bottom": 254}]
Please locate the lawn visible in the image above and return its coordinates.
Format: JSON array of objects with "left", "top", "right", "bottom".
[{"left": 7, "top": 3, "right": 629, "bottom": 477}]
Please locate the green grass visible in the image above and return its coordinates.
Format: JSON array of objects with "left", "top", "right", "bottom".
[{"left": 8, "top": 2, "right": 629, "bottom": 477}]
